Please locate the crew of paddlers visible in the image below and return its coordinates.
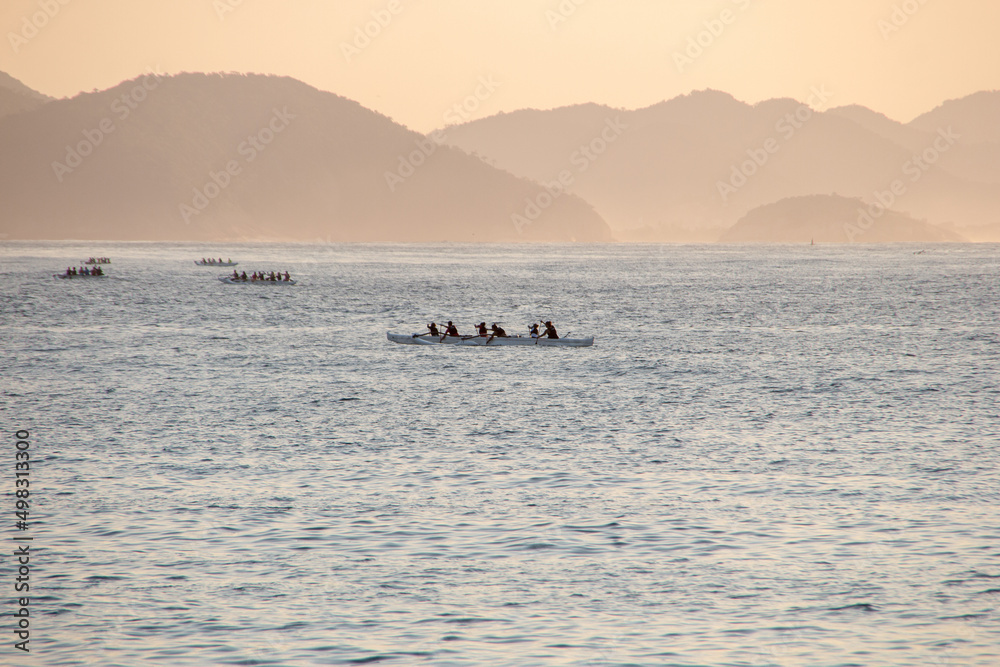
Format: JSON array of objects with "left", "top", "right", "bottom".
[
  {"left": 85, "top": 257, "right": 111, "bottom": 264},
  {"left": 426, "top": 321, "right": 558, "bottom": 339},
  {"left": 200, "top": 257, "right": 233, "bottom": 264},
  {"left": 63, "top": 266, "right": 105, "bottom": 276},
  {"left": 230, "top": 270, "right": 292, "bottom": 282}
]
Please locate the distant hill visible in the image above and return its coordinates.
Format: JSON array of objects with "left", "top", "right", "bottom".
[
  {"left": 0, "top": 72, "right": 612, "bottom": 242},
  {"left": 441, "top": 90, "right": 1000, "bottom": 241},
  {"left": 0, "top": 88, "right": 47, "bottom": 122},
  {"left": 826, "top": 105, "right": 930, "bottom": 152},
  {"left": 909, "top": 91, "right": 1000, "bottom": 144},
  {"left": 0, "top": 72, "right": 51, "bottom": 122},
  {"left": 0, "top": 72, "right": 51, "bottom": 100},
  {"left": 719, "top": 194, "right": 966, "bottom": 243},
  {"left": 825, "top": 103, "right": 1000, "bottom": 187}
]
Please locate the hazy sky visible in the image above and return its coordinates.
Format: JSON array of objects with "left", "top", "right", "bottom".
[{"left": 2, "top": 0, "right": 998, "bottom": 131}]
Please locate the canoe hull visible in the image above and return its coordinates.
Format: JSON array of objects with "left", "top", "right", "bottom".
[
  {"left": 387, "top": 332, "right": 594, "bottom": 347},
  {"left": 197, "top": 261, "right": 238, "bottom": 266},
  {"left": 54, "top": 273, "right": 107, "bottom": 279},
  {"left": 218, "top": 276, "right": 296, "bottom": 285}
]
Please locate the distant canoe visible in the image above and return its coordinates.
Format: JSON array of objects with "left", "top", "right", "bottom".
[
  {"left": 84, "top": 259, "right": 111, "bottom": 264},
  {"left": 387, "top": 332, "right": 594, "bottom": 347},
  {"left": 196, "top": 260, "right": 237, "bottom": 266},
  {"left": 54, "top": 273, "right": 107, "bottom": 279},
  {"left": 218, "top": 276, "right": 296, "bottom": 285}
]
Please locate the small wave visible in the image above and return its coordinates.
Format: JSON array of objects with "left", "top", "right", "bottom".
[{"left": 830, "top": 603, "right": 879, "bottom": 612}]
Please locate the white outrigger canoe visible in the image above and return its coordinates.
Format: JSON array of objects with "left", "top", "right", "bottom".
[
  {"left": 196, "top": 260, "right": 238, "bottom": 266},
  {"left": 218, "top": 276, "right": 296, "bottom": 285},
  {"left": 387, "top": 332, "right": 594, "bottom": 347}
]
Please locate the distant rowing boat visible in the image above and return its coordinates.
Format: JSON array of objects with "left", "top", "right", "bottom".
[
  {"left": 387, "top": 332, "right": 594, "bottom": 347},
  {"left": 54, "top": 273, "right": 107, "bottom": 279},
  {"left": 218, "top": 276, "right": 296, "bottom": 285},
  {"left": 196, "top": 260, "right": 237, "bottom": 266}
]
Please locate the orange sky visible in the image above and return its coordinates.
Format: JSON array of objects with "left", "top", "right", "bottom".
[{"left": 2, "top": 0, "right": 998, "bottom": 131}]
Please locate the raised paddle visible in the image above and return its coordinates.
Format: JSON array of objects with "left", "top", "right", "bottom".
[{"left": 531, "top": 320, "right": 549, "bottom": 344}]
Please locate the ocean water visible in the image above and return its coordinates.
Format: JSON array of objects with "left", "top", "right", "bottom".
[{"left": 2, "top": 241, "right": 998, "bottom": 666}]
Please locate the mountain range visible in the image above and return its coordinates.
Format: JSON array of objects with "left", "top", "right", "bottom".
[
  {"left": 440, "top": 90, "right": 1000, "bottom": 242},
  {"left": 0, "top": 72, "right": 610, "bottom": 242},
  {"left": 0, "top": 71, "right": 996, "bottom": 242}
]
